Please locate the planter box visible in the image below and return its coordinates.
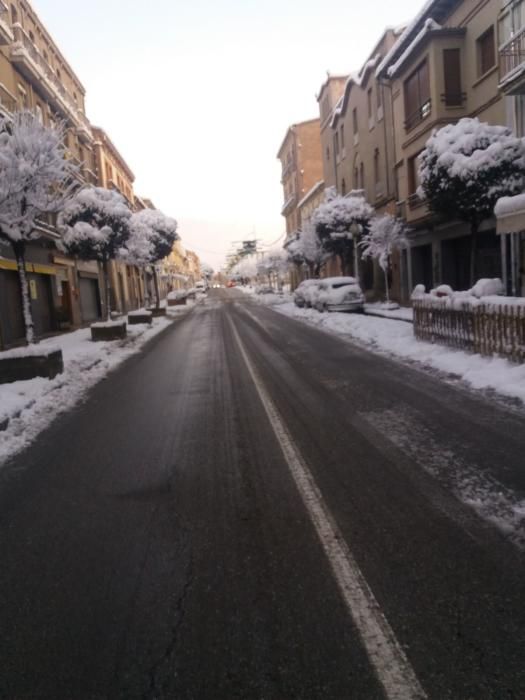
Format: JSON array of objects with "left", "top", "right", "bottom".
[
  {"left": 128, "top": 312, "right": 153, "bottom": 325},
  {"left": 168, "top": 297, "right": 187, "bottom": 307},
  {"left": 0, "top": 349, "right": 64, "bottom": 384},
  {"left": 91, "top": 321, "right": 127, "bottom": 342},
  {"left": 147, "top": 307, "right": 167, "bottom": 317}
]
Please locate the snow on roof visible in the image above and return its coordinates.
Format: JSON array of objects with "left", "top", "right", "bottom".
[
  {"left": 385, "top": 19, "right": 442, "bottom": 78},
  {"left": 330, "top": 58, "right": 381, "bottom": 128},
  {"left": 376, "top": 0, "right": 459, "bottom": 77}
]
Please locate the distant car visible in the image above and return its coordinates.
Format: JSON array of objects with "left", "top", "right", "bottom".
[
  {"left": 313, "top": 277, "right": 365, "bottom": 313},
  {"left": 226, "top": 280, "right": 236, "bottom": 288},
  {"left": 293, "top": 279, "right": 322, "bottom": 308},
  {"left": 255, "top": 285, "right": 274, "bottom": 294},
  {"left": 195, "top": 281, "right": 207, "bottom": 293}
]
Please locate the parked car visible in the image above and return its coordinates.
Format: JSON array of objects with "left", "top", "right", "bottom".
[
  {"left": 226, "top": 280, "right": 236, "bottom": 288},
  {"left": 313, "top": 277, "right": 365, "bottom": 313},
  {"left": 294, "top": 279, "right": 322, "bottom": 308},
  {"left": 255, "top": 285, "right": 274, "bottom": 294}
]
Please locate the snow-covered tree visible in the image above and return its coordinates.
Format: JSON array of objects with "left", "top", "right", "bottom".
[
  {"left": 360, "top": 214, "right": 408, "bottom": 304},
  {"left": 313, "top": 190, "right": 374, "bottom": 278},
  {"left": 201, "top": 262, "right": 214, "bottom": 284},
  {"left": 257, "top": 248, "right": 288, "bottom": 289},
  {"left": 0, "top": 111, "right": 78, "bottom": 344},
  {"left": 286, "top": 219, "right": 328, "bottom": 278},
  {"left": 58, "top": 187, "right": 132, "bottom": 321},
  {"left": 418, "top": 117, "right": 525, "bottom": 284},
  {"left": 127, "top": 209, "right": 178, "bottom": 308}
]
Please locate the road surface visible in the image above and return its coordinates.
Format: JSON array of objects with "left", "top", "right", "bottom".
[{"left": 0, "top": 289, "right": 524, "bottom": 699}]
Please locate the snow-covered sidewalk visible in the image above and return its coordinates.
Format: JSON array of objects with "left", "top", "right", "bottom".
[
  {"left": 0, "top": 309, "right": 187, "bottom": 466},
  {"left": 364, "top": 302, "right": 413, "bottom": 322},
  {"left": 272, "top": 302, "right": 525, "bottom": 406}
]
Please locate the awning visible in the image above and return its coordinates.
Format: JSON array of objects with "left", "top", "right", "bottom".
[
  {"left": 496, "top": 212, "right": 525, "bottom": 234},
  {"left": 495, "top": 194, "right": 525, "bottom": 234}
]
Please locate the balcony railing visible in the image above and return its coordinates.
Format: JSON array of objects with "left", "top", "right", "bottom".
[
  {"left": 408, "top": 192, "right": 427, "bottom": 210},
  {"left": 499, "top": 26, "right": 525, "bottom": 89},
  {"left": 440, "top": 91, "right": 466, "bottom": 107},
  {"left": 404, "top": 99, "right": 431, "bottom": 132},
  {"left": 10, "top": 24, "right": 91, "bottom": 132}
]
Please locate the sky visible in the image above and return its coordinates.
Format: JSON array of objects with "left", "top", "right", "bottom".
[{"left": 32, "top": 0, "right": 424, "bottom": 270}]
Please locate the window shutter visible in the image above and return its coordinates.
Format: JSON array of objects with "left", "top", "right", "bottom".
[{"left": 443, "top": 49, "right": 462, "bottom": 106}]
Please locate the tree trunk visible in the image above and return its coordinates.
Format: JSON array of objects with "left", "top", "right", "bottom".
[
  {"left": 153, "top": 268, "right": 161, "bottom": 309},
  {"left": 13, "top": 240, "right": 35, "bottom": 345},
  {"left": 102, "top": 258, "right": 111, "bottom": 322},
  {"left": 470, "top": 221, "right": 479, "bottom": 288},
  {"left": 339, "top": 253, "right": 347, "bottom": 276},
  {"left": 143, "top": 267, "right": 150, "bottom": 309},
  {"left": 353, "top": 241, "right": 360, "bottom": 284}
]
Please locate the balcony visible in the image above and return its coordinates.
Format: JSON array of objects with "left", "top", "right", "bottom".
[
  {"left": 0, "top": 3, "right": 13, "bottom": 45},
  {"left": 10, "top": 24, "right": 91, "bottom": 133},
  {"left": 499, "top": 26, "right": 525, "bottom": 93},
  {"left": 281, "top": 192, "right": 297, "bottom": 215}
]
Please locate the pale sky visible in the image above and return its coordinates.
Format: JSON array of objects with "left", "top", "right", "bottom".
[{"left": 32, "top": 0, "right": 424, "bottom": 270}]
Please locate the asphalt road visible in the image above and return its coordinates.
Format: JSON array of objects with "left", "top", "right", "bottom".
[{"left": 1, "top": 288, "right": 524, "bottom": 699}]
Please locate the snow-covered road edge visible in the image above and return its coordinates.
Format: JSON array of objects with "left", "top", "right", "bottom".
[
  {"left": 0, "top": 310, "right": 187, "bottom": 467},
  {"left": 271, "top": 301, "right": 525, "bottom": 407}
]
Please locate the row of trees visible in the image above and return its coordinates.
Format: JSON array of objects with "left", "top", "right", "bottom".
[
  {"left": 287, "top": 188, "right": 406, "bottom": 304},
  {"left": 287, "top": 117, "right": 525, "bottom": 298},
  {"left": 0, "top": 111, "right": 178, "bottom": 344}
]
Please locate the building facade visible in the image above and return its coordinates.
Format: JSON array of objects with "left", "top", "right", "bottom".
[
  {"left": 277, "top": 119, "right": 323, "bottom": 242},
  {"left": 0, "top": 0, "right": 102, "bottom": 349}
]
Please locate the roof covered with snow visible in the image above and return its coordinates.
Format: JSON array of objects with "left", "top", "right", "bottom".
[{"left": 376, "top": 0, "right": 460, "bottom": 78}]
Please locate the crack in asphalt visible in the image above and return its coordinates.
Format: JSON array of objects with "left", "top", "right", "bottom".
[{"left": 147, "top": 555, "right": 195, "bottom": 699}]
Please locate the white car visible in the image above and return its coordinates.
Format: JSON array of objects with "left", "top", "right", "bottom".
[
  {"left": 313, "top": 277, "right": 365, "bottom": 313},
  {"left": 294, "top": 279, "right": 322, "bottom": 308}
]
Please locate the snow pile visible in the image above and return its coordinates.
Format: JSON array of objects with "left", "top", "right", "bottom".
[
  {"left": 413, "top": 279, "right": 522, "bottom": 311},
  {"left": 273, "top": 302, "right": 525, "bottom": 404},
  {"left": 0, "top": 316, "right": 178, "bottom": 465}
]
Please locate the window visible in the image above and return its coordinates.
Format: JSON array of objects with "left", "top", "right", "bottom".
[
  {"left": 374, "top": 149, "right": 380, "bottom": 184},
  {"left": 353, "top": 164, "right": 359, "bottom": 189},
  {"left": 443, "top": 49, "right": 463, "bottom": 106},
  {"left": 477, "top": 27, "right": 495, "bottom": 76},
  {"left": 404, "top": 59, "right": 430, "bottom": 131},
  {"left": 335, "top": 131, "right": 339, "bottom": 154},
  {"left": 340, "top": 125, "right": 344, "bottom": 149},
  {"left": 18, "top": 85, "right": 28, "bottom": 109},
  {"left": 352, "top": 108, "right": 358, "bottom": 134},
  {"left": 11, "top": 5, "right": 18, "bottom": 24},
  {"left": 341, "top": 178, "right": 346, "bottom": 196},
  {"left": 35, "top": 103, "right": 43, "bottom": 124},
  {"left": 367, "top": 88, "right": 373, "bottom": 119},
  {"left": 326, "top": 145, "right": 330, "bottom": 161},
  {"left": 377, "top": 84, "right": 383, "bottom": 110},
  {"left": 360, "top": 162, "right": 365, "bottom": 190},
  {"left": 407, "top": 152, "right": 423, "bottom": 195}
]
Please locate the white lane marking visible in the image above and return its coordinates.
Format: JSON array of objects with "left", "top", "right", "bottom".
[{"left": 229, "top": 317, "right": 427, "bottom": 700}]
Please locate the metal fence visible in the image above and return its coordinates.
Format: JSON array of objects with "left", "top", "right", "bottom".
[{"left": 413, "top": 299, "right": 525, "bottom": 363}]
